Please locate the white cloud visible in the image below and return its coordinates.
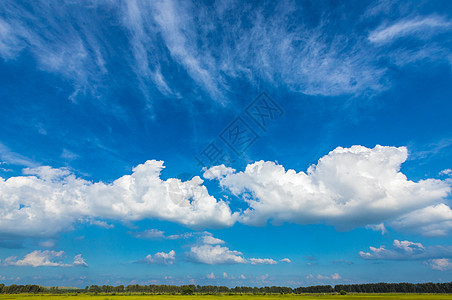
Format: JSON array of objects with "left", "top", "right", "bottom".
[
  {"left": 130, "top": 230, "right": 223, "bottom": 244},
  {"left": 202, "top": 235, "right": 225, "bottom": 245},
  {"left": 239, "top": 274, "right": 246, "bottom": 279},
  {"left": 427, "top": 258, "right": 452, "bottom": 271},
  {"left": 166, "top": 232, "right": 196, "bottom": 240},
  {"left": 306, "top": 273, "right": 340, "bottom": 281},
  {"left": 359, "top": 240, "right": 452, "bottom": 260},
  {"left": 2, "top": 145, "right": 450, "bottom": 240},
  {"left": 369, "top": 16, "right": 452, "bottom": 44},
  {"left": 223, "top": 272, "right": 228, "bottom": 279},
  {"left": 0, "top": 18, "right": 24, "bottom": 59},
  {"left": 249, "top": 258, "right": 277, "bottom": 265},
  {"left": 61, "top": 149, "right": 79, "bottom": 161},
  {"left": 203, "top": 165, "right": 235, "bottom": 180},
  {"left": 0, "top": 160, "right": 236, "bottom": 238},
  {"left": 391, "top": 204, "right": 452, "bottom": 236},
  {"left": 280, "top": 258, "right": 291, "bottom": 263},
  {"left": 206, "top": 272, "right": 215, "bottom": 279},
  {"left": 189, "top": 244, "right": 246, "bottom": 265},
  {"left": 366, "top": 223, "right": 387, "bottom": 235},
  {"left": 207, "top": 145, "right": 451, "bottom": 232},
  {"left": 440, "top": 169, "right": 452, "bottom": 176},
  {"left": 2, "top": 250, "right": 86, "bottom": 267},
  {"left": 144, "top": 250, "right": 176, "bottom": 265},
  {"left": 0, "top": 1, "right": 115, "bottom": 104},
  {"left": 122, "top": 0, "right": 392, "bottom": 98},
  {"left": 72, "top": 254, "right": 88, "bottom": 267},
  {"left": 86, "top": 219, "right": 114, "bottom": 229},
  {"left": 0, "top": 143, "right": 38, "bottom": 168},
  {"left": 131, "top": 229, "right": 165, "bottom": 239},
  {"left": 188, "top": 239, "right": 281, "bottom": 265},
  {"left": 150, "top": 0, "right": 224, "bottom": 102},
  {"left": 121, "top": 0, "right": 178, "bottom": 101},
  {"left": 1, "top": 1, "right": 451, "bottom": 111}
]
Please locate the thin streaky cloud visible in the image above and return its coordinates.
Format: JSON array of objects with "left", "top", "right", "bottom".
[{"left": 369, "top": 15, "right": 452, "bottom": 44}]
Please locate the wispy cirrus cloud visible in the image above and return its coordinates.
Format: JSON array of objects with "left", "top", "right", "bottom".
[
  {"left": 0, "top": 0, "right": 118, "bottom": 110},
  {"left": 369, "top": 15, "right": 452, "bottom": 44},
  {"left": 1, "top": 0, "right": 450, "bottom": 110},
  {"left": 0, "top": 142, "right": 38, "bottom": 168}
]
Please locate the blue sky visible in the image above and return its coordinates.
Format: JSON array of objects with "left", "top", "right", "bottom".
[{"left": 0, "top": 0, "right": 452, "bottom": 288}]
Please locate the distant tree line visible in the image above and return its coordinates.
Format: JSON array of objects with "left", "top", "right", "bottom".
[
  {"left": 0, "top": 284, "right": 47, "bottom": 294},
  {"left": 2, "top": 282, "right": 452, "bottom": 294}
]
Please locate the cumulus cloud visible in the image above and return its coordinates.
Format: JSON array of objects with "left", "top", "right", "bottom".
[
  {"left": 189, "top": 244, "right": 246, "bottom": 265},
  {"left": 207, "top": 145, "right": 451, "bottom": 232},
  {"left": 203, "top": 165, "right": 235, "bottom": 180},
  {"left": 426, "top": 258, "right": 452, "bottom": 271},
  {"left": 280, "top": 258, "right": 291, "bottom": 263},
  {"left": 202, "top": 235, "right": 225, "bottom": 245},
  {"left": 0, "top": 160, "right": 236, "bottom": 238},
  {"left": 391, "top": 204, "right": 452, "bottom": 236},
  {"left": 440, "top": 169, "right": 452, "bottom": 176},
  {"left": 206, "top": 272, "right": 215, "bottom": 279},
  {"left": 2, "top": 250, "right": 87, "bottom": 267},
  {"left": 143, "top": 250, "right": 176, "bottom": 265},
  {"left": 188, "top": 240, "right": 283, "bottom": 265},
  {"left": 359, "top": 240, "right": 452, "bottom": 260},
  {"left": 1, "top": 145, "right": 450, "bottom": 239}
]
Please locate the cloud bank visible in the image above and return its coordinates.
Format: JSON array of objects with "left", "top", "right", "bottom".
[
  {"left": 0, "top": 160, "right": 236, "bottom": 238},
  {"left": 207, "top": 145, "right": 451, "bottom": 233},
  {"left": 0, "top": 145, "right": 450, "bottom": 239}
]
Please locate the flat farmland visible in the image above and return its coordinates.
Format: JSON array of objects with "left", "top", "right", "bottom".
[{"left": 2, "top": 294, "right": 452, "bottom": 300}]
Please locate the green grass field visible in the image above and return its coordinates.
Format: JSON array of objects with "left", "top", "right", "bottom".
[{"left": 2, "top": 294, "right": 452, "bottom": 300}]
